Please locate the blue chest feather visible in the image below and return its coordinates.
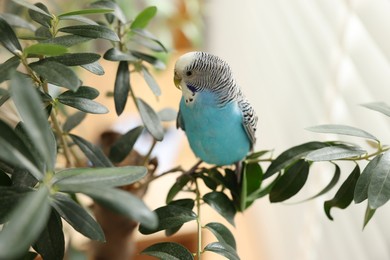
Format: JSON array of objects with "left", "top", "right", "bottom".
[{"left": 179, "top": 91, "right": 251, "bottom": 165}]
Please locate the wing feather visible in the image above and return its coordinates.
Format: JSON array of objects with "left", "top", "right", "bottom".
[{"left": 238, "top": 99, "right": 258, "bottom": 149}]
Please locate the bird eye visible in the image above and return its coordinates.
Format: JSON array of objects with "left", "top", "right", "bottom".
[{"left": 186, "top": 70, "right": 192, "bottom": 76}]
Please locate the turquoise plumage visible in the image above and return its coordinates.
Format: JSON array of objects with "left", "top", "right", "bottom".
[{"left": 174, "top": 52, "right": 258, "bottom": 166}]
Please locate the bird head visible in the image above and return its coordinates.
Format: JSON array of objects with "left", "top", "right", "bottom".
[{"left": 174, "top": 52, "right": 233, "bottom": 104}]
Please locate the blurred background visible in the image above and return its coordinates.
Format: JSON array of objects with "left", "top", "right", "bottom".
[{"left": 1, "top": 0, "right": 390, "bottom": 259}]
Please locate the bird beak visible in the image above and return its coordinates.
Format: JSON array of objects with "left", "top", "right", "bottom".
[{"left": 174, "top": 72, "right": 181, "bottom": 90}]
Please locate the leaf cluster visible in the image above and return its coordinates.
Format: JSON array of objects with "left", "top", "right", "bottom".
[
  {"left": 139, "top": 169, "right": 240, "bottom": 260},
  {"left": 0, "top": 0, "right": 168, "bottom": 259}
]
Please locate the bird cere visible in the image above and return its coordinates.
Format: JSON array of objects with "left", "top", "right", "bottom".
[{"left": 174, "top": 52, "right": 258, "bottom": 166}]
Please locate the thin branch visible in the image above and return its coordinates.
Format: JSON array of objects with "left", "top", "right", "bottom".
[
  {"left": 142, "top": 165, "right": 185, "bottom": 186},
  {"left": 143, "top": 139, "right": 157, "bottom": 166},
  {"left": 194, "top": 178, "right": 202, "bottom": 260},
  {"left": 50, "top": 108, "right": 73, "bottom": 167}
]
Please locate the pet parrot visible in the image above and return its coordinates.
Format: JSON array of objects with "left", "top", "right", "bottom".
[{"left": 174, "top": 51, "right": 258, "bottom": 166}]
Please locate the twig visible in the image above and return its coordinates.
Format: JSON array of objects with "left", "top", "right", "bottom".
[
  {"left": 50, "top": 108, "right": 73, "bottom": 167},
  {"left": 142, "top": 165, "right": 185, "bottom": 186},
  {"left": 194, "top": 179, "right": 203, "bottom": 260},
  {"left": 143, "top": 139, "right": 157, "bottom": 166}
]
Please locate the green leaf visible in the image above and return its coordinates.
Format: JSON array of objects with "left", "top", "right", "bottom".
[
  {"left": 204, "top": 242, "right": 240, "bottom": 260},
  {"left": 205, "top": 222, "right": 236, "bottom": 250},
  {"left": 0, "top": 186, "right": 51, "bottom": 259},
  {"left": 114, "top": 61, "right": 130, "bottom": 115},
  {"left": 63, "top": 111, "right": 86, "bottom": 132},
  {"left": 17, "top": 251, "right": 38, "bottom": 260},
  {"left": 165, "top": 199, "right": 195, "bottom": 236},
  {"left": 41, "top": 35, "right": 93, "bottom": 47},
  {"left": 131, "top": 51, "right": 165, "bottom": 69},
  {"left": 168, "top": 199, "right": 195, "bottom": 210},
  {"left": 30, "top": 60, "right": 81, "bottom": 91},
  {"left": 0, "top": 56, "right": 20, "bottom": 84},
  {"left": 141, "top": 242, "right": 194, "bottom": 260},
  {"left": 12, "top": 0, "right": 51, "bottom": 17},
  {"left": 363, "top": 204, "right": 376, "bottom": 229},
  {"left": 0, "top": 13, "right": 36, "bottom": 31},
  {"left": 24, "top": 43, "right": 68, "bottom": 56},
  {"left": 223, "top": 169, "right": 240, "bottom": 197},
  {"left": 58, "top": 8, "right": 114, "bottom": 17},
  {"left": 53, "top": 166, "right": 147, "bottom": 188},
  {"left": 45, "top": 53, "right": 101, "bottom": 66},
  {"left": 199, "top": 174, "right": 219, "bottom": 190},
  {"left": 139, "top": 205, "right": 196, "bottom": 235},
  {"left": 158, "top": 108, "right": 177, "bottom": 122},
  {"left": 0, "top": 16, "right": 22, "bottom": 54},
  {"left": 0, "top": 186, "right": 31, "bottom": 223},
  {"left": 137, "top": 98, "right": 164, "bottom": 141},
  {"left": 265, "top": 141, "right": 327, "bottom": 179},
  {"left": 240, "top": 162, "right": 262, "bottom": 210},
  {"left": 81, "top": 61, "right": 105, "bottom": 75},
  {"left": 361, "top": 102, "right": 390, "bottom": 117},
  {"left": 51, "top": 193, "right": 104, "bottom": 241},
  {"left": 269, "top": 160, "right": 310, "bottom": 202},
  {"left": 14, "top": 122, "right": 46, "bottom": 173},
  {"left": 32, "top": 210, "right": 64, "bottom": 260},
  {"left": 324, "top": 165, "right": 360, "bottom": 220},
  {"left": 10, "top": 73, "right": 56, "bottom": 171},
  {"left": 35, "top": 26, "right": 51, "bottom": 39},
  {"left": 0, "top": 119, "right": 38, "bottom": 168},
  {"left": 58, "top": 96, "right": 108, "bottom": 114},
  {"left": 28, "top": 3, "right": 52, "bottom": 28},
  {"left": 248, "top": 184, "right": 275, "bottom": 204},
  {"left": 166, "top": 174, "right": 192, "bottom": 203},
  {"left": 133, "top": 35, "right": 166, "bottom": 53},
  {"left": 59, "top": 15, "right": 98, "bottom": 26},
  {"left": 0, "top": 137, "right": 42, "bottom": 180},
  {"left": 206, "top": 169, "right": 227, "bottom": 189},
  {"left": 90, "top": 1, "right": 127, "bottom": 23},
  {"left": 203, "top": 191, "right": 236, "bottom": 226},
  {"left": 142, "top": 66, "right": 161, "bottom": 96},
  {"left": 59, "top": 25, "right": 120, "bottom": 42},
  {"left": 60, "top": 86, "right": 99, "bottom": 100},
  {"left": 103, "top": 48, "right": 137, "bottom": 61},
  {"left": 305, "top": 145, "right": 366, "bottom": 161},
  {"left": 11, "top": 168, "right": 38, "bottom": 188},
  {"left": 108, "top": 126, "right": 144, "bottom": 163},
  {"left": 131, "top": 6, "right": 157, "bottom": 29},
  {"left": 368, "top": 150, "right": 390, "bottom": 209},
  {"left": 0, "top": 169, "right": 11, "bottom": 186},
  {"left": 354, "top": 155, "right": 382, "bottom": 203},
  {"left": 306, "top": 124, "right": 378, "bottom": 142},
  {"left": 132, "top": 28, "right": 168, "bottom": 53},
  {"left": 297, "top": 163, "right": 341, "bottom": 202},
  {"left": 69, "top": 134, "right": 113, "bottom": 167},
  {"left": 58, "top": 184, "right": 158, "bottom": 230},
  {"left": 246, "top": 150, "right": 272, "bottom": 160}
]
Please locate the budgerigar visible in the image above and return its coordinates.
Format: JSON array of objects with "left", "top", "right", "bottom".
[{"left": 174, "top": 52, "right": 258, "bottom": 166}]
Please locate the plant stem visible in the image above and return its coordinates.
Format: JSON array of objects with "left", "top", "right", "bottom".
[
  {"left": 141, "top": 165, "right": 184, "bottom": 186},
  {"left": 143, "top": 139, "right": 157, "bottom": 166},
  {"left": 50, "top": 108, "right": 73, "bottom": 167},
  {"left": 20, "top": 55, "right": 41, "bottom": 85},
  {"left": 343, "top": 144, "right": 389, "bottom": 161},
  {"left": 194, "top": 179, "right": 202, "bottom": 260}
]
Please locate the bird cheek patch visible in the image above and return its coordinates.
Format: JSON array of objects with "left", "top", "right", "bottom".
[{"left": 186, "top": 84, "right": 197, "bottom": 94}]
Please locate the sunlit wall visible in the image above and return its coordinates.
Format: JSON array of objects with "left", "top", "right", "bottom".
[{"left": 205, "top": 0, "right": 390, "bottom": 259}]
